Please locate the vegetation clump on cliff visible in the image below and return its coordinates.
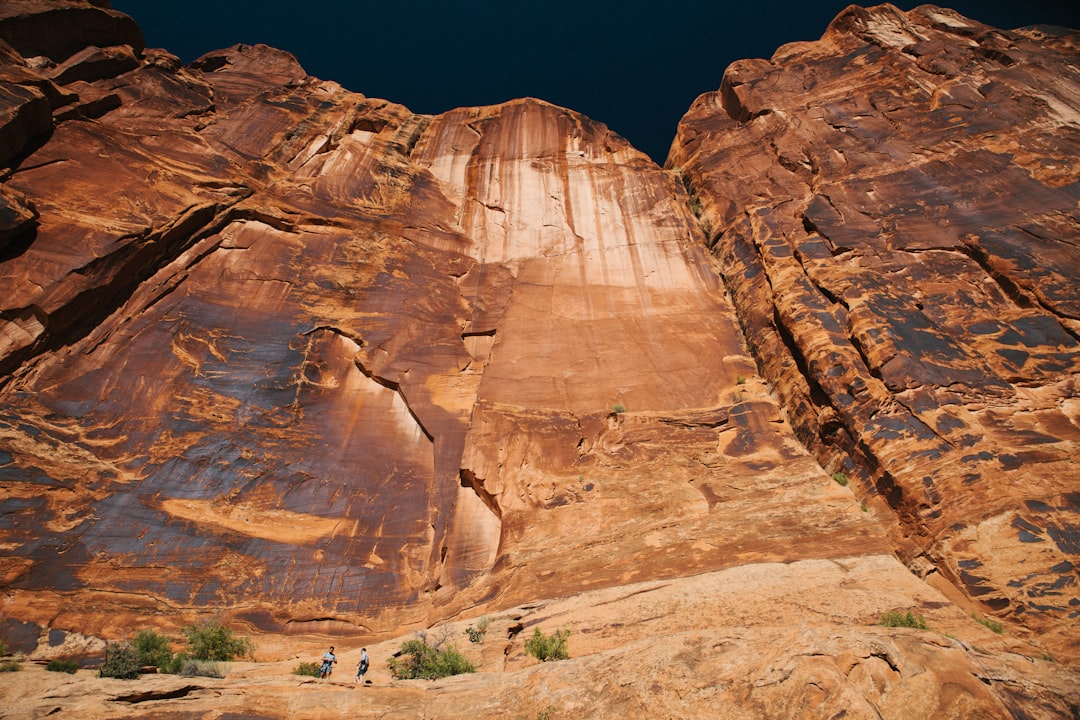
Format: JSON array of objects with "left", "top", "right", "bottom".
[
  {"left": 98, "top": 642, "right": 140, "bottom": 679},
  {"left": 97, "top": 621, "right": 254, "bottom": 679},
  {"left": 0, "top": 640, "right": 22, "bottom": 673},
  {"left": 878, "top": 611, "right": 929, "bottom": 630},
  {"left": 46, "top": 658, "right": 79, "bottom": 674},
  {"left": 182, "top": 620, "right": 256, "bottom": 662},
  {"left": 465, "top": 616, "right": 490, "bottom": 643},
  {"left": 389, "top": 632, "right": 476, "bottom": 680},
  {"left": 294, "top": 661, "right": 321, "bottom": 677},
  {"left": 525, "top": 628, "right": 570, "bottom": 662}
]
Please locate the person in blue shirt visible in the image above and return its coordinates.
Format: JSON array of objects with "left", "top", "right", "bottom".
[{"left": 318, "top": 646, "right": 337, "bottom": 679}]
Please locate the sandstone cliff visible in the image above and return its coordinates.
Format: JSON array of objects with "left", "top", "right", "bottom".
[
  {"left": 0, "top": 2, "right": 1077, "bottom": 718},
  {"left": 668, "top": 1, "right": 1080, "bottom": 660}
]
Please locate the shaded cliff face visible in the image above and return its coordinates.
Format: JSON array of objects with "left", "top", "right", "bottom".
[
  {"left": 668, "top": 2, "right": 1080, "bottom": 659},
  {"left": 0, "top": 2, "right": 1077, "bottom": 718}
]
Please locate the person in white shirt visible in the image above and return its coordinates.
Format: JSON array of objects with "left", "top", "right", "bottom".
[{"left": 355, "top": 647, "right": 370, "bottom": 684}]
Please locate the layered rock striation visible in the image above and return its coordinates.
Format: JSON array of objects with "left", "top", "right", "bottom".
[
  {"left": 0, "top": 2, "right": 1077, "bottom": 718},
  {"left": 669, "top": 2, "right": 1080, "bottom": 659}
]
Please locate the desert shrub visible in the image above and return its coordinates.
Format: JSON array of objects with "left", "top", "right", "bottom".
[
  {"left": 133, "top": 628, "right": 175, "bottom": 670},
  {"left": 157, "top": 651, "right": 192, "bottom": 675},
  {"left": 465, "top": 615, "right": 490, "bottom": 643},
  {"left": 46, "top": 658, "right": 80, "bottom": 674},
  {"left": 177, "top": 658, "right": 224, "bottom": 678},
  {"left": 99, "top": 642, "right": 140, "bottom": 679},
  {"left": 294, "top": 661, "right": 321, "bottom": 677},
  {"left": 181, "top": 620, "right": 254, "bottom": 662},
  {"left": 879, "top": 611, "right": 928, "bottom": 630},
  {"left": 831, "top": 472, "right": 848, "bottom": 486},
  {"left": 612, "top": 404, "right": 626, "bottom": 414},
  {"left": 389, "top": 638, "right": 475, "bottom": 680},
  {"left": 524, "top": 628, "right": 570, "bottom": 662},
  {"left": 0, "top": 640, "right": 15, "bottom": 672},
  {"left": 973, "top": 613, "right": 1004, "bottom": 634}
]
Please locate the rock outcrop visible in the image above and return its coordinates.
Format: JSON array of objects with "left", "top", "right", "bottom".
[
  {"left": 0, "top": 2, "right": 1077, "bottom": 718},
  {"left": 668, "top": 2, "right": 1080, "bottom": 662}
]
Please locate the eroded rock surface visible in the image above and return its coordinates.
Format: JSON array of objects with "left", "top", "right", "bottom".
[
  {"left": 0, "top": 2, "right": 1077, "bottom": 718},
  {"left": 669, "top": 2, "right": 1080, "bottom": 662}
]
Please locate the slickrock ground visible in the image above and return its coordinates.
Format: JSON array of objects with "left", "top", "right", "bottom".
[{"left": 0, "top": 2, "right": 1077, "bottom": 718}]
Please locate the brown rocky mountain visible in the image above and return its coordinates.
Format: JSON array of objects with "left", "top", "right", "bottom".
[{"left": 0, "top": 1, "right": 1077, "bottom": 718}]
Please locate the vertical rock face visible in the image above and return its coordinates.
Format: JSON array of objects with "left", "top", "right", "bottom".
[
  {"left": 669, "top": 3, "right": 1080, "bottom": 659},
  {"left": 0, "top": 10, "right": 867, "bottom": 635},
  {"left": 0, "top": 2, "right": 1078, "bottom": 717}
]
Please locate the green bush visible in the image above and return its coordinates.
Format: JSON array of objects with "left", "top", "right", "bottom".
[
  {"left": 158, "top": 651, "right": 186, "bottom": 675},
  {"left": 181, "top": 620, "right": 254, "bottom": 662},
  {"left": 524, "top": 628, "right": 570, "bottom": 662},
  {"left": 133, "top": 628, "right": 175, "bottom": 670},
  {"left": 99, "top": 642, "right": 140, "bottom": 679},
  {"left": 831, "top": 472, "right": 848, "bottom": 486},
  {"left": 294, "top": 661, "right": 321, "bottom": 677},
  {"left": 46, "top": 658, "right": 80, "bottom": 674},
  {"left": 973, "top": 613, "right": 1004, "bottom": 634},
  {"left": 0, "top": 640, "right": 21, "bottom": 672},
  {"left": 389, "top": 638, "right": 476, "bottom": 680},
  {"left": 879, "top": 611, "right": 928, "bottom": 630},
  {"left": 612, "top": 404, "right": 626, "bottom": 414}
]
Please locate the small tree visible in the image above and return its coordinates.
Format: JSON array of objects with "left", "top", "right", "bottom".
[
  {"left": 133, "top": 628, "right": 174, "bottom": 670},
  {"left": 524, "top": 628, "right": 570, "bottom": 662},
  {"left": 181, "top": 620, "right": 255, "bottom": 662},
  {"left": 99, "top": 642, "right": 140, "bottom": 679},
  {"left": 389, "top": 637, "right": 475, "bottom": 680}
]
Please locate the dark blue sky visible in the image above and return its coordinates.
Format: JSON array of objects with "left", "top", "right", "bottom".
[{"left": 109, "top": 1, "right": 1079, "bottom": 163}]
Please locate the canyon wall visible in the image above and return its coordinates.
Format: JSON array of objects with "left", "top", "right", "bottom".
[{"left": 668, "top": 2, "right": 1080, "bottom": 658}]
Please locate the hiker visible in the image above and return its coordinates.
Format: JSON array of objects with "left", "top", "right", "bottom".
[
  {"left": 355, "top": 647, "right": 369, "bottom": 684},
  {"left": 319, "top": 646, "right": 337, "bottom": 679}
]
